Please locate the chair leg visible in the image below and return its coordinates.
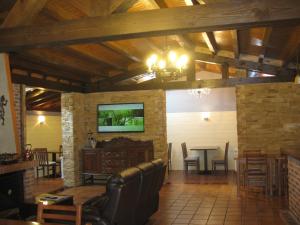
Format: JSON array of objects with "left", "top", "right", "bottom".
[
  {"left": 184, "top": 162, "right": 188, "bottom": 174},
  {"left": 196, "top": 160, "right": 200, "bottom": 173},
  {"left": 42, "top": 167, "right": 45, "bottom": 177}
]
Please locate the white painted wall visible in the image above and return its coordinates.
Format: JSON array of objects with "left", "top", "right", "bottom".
[
  {"left": 0, "top": 54, "right": 18, "bottom": 153},
  {"left": 166, "top": 88, "right": 238, "bottom": 171}
]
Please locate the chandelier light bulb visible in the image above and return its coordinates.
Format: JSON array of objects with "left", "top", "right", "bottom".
[
  {"left": 158, "top": 59, "right": 166, "bottom": 69},
  {"left": 179, "top": 55, "right": 188, "bottom": 67},
  {"left": 168, "top": 51, "right": 177, "bottom": 62}
]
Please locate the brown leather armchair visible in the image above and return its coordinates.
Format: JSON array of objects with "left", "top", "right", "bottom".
[{"left": 83, "top": 159, "right": 166, "bottom": 225}]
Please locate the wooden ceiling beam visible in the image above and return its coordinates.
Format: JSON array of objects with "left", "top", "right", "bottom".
[
  {"left": 10, "top": 54, "right": 91, "bottom": 82},
  {"left": 1, "top": 0, "right": 299, "bottom": 51},
  {"left": 32, "top": 96, "right": 61, "bottom": 108},
  {"left": 221, "top": 63, "right": 229, "bottom": 79},
  {"left": 193, "top": 52, "right": 289, "bottom": 75},
  {"left": 261, "top": 27, "right": 272, "bottom": 58},
  {"left": 88, "top": 76, "right": 293, "bottom": 92},
  {"left": 12, "top": 73, "right": 84, "bottom": 92},
  {"left": 202, "top": 32, "right": 219, "bottom": 54},
  {"left": 1, "top": 0, "right": 48, "bottom": 28},
  {"left": 28, "top": 92, "right": 60, "bottom": 105},
  {"left": 231, "top": 30, "right": 240, "bottom": 59},
  {"left": 111, "top": 0, "right": 139, "bottom": 13}
]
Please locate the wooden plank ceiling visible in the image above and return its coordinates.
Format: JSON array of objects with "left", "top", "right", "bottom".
[{"left": 0, "top": 0, "right": 299, "bottom": 96}]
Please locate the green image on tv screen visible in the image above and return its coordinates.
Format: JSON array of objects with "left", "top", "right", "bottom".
[{"left": 97, "top": 103, "right": 144, "bottom": 133}]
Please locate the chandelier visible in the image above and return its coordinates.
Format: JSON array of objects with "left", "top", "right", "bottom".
[
  {"left": 188, "top": 88, "right": 211, "bottom": 98},
  {"left": 146, "top": 45, "right": 189, "bottom": 81}
]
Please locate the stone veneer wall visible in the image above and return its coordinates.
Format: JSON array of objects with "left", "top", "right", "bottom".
[
  {"left": 61, "top": 90, "right": 167, "bottom": 187},
  {"left": 236, "top": 82, "right": 300, "bottom": 155}
]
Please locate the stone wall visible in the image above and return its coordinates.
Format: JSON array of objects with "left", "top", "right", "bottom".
[
  {"left": 236, "top": 82, "right": 300, "bottom": 155},
  {"left": 61, "top": 90, "right": 167, "bottom": 187}
]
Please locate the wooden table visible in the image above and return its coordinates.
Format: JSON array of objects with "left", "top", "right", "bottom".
[
  {"left": 235, "top": 154, "right": 286, "bottom": 196},
  {"left": 0, "top": 219, "right": 60, "bottom": 225},
  {"left": 190, "top": 146, "right": 219, "bottom": 174}
]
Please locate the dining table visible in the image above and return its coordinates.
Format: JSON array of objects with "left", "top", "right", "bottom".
[{"left": 190, "top": 146, "right": 220, "bottom": 174}]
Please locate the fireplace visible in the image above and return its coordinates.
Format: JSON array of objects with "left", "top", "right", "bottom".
[{"left": 0, "top": 171, "right": 24, "bottom": 208}]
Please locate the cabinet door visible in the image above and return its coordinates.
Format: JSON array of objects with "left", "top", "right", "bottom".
[{"left": 83, "top": 150, "right": 100, "bottom": 173}]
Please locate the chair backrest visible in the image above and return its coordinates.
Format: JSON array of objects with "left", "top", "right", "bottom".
[
  {"left": 224, "top": 142, "right": 229, "bottom": 163},
  {"left": 167, "top": 143, "right": 172, "bottom": 162},
  {"left": 37, "top": 203, "right": 82, "bottom": 225},
  {"left": 135, "top": 162, "right": 156, "bottom": 225},
  {"left": 244, "top": 150, "right": 262, "bottom": 157},
  {"left": 181, "top": 142, "right": 188, "bottom": 159},
  {"left": 34, "top": 148, "right": 49, "bottom": 166},
  {"left": 246, "top": 154, "right": 267, "bottom": 172},
  {"left": 103, "top": 167, "right": 141, "bottom": 225}
]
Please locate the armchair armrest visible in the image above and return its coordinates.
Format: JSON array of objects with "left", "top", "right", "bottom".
[{"left": 82, "top": 194, "right": 110, "bottom": 225}]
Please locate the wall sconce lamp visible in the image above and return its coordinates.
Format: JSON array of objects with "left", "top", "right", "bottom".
[
  {"left": 37, "top": 115, "right": 46, "bottom": 125},
  {"left": 202, "top": 112, "right": 210, "bottom": 121}
]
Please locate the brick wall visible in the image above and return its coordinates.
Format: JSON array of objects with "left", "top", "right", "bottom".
[
  {"left": 12, "top": 83, "right": 22, "bottom": 151},
  {"left": 288, "top": 156, "right": 300, "bottom": 223},
  {"left": 61, "top": 90, "right": 167, "bottom": 187},
  {"left": 236, "top": 82, "right": 300, "bottom": 155}
]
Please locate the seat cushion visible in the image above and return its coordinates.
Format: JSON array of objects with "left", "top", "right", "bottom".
[
  {"left": 184, "top": 156, "right": 199, "bottom": 161},
  {"left": 212, "top": 159, "right": 225, "bottom": 164}
]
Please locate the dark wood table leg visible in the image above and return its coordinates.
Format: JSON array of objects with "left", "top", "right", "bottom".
[{"left": 204, "top": 150, "right": 208, "bottom": 174}]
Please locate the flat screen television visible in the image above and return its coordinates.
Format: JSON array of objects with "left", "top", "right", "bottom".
[{"left": 97, "top": 103, "right": 144, "bottom": 133}]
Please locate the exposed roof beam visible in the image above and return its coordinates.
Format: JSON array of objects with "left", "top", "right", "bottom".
[
  {"left": 10, "top": 54, "right": 90, "bottom": 82},
  {"left": 12, "top": 73, "right": 84, "bottom": 92},
  {"left": 231, "top": 30, "right": 240, "bottom": 59},
  {"left": 1, "top": 0, "right": 48, "bottom": 28},
  {"left": 193, "top": 52, "right": 289, "bottom": 75},
  {"left": 261, "top": 27, "right": 272, "bottom": 58},
  {"left": 88, "top": 76, "right": 293, "bottom": 92},
  {"left": 221, "top": 62, "right": 229, "bottom": 79},
  {"left": 1, "top": 0, "right": 299, "bottom": 51},
  {"left": 153, "top": 0, "right": 195, "bottom": 50},
  {"left": 112, "top": 0, "right": 139, "bottom": 13},
  {"left": 202, "top": 32, "right": 219, "bottom": 54}
]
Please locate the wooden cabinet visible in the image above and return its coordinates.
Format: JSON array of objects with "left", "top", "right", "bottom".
[{"left": 82, "top": 137, "right": 154, "bottom": 176}]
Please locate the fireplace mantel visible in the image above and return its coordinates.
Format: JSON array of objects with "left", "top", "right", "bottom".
[{"left": 0, "top": 160, "right": 38, "bottom": 175}]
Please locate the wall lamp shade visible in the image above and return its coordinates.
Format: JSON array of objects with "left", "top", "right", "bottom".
[
  {"left": 38, "top": 115, "right": 45, "bottom": 124},
  {"left": 202, "top": 112, "right": 210, "bottom": 121}
]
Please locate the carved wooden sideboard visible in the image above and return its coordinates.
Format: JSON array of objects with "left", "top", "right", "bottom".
[{"left": 82, "top": 137, "right": 154, "bottom": 184}]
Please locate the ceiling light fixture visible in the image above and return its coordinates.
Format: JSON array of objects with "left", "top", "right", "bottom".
[{"left": 146, "top": 37, "right": 189, "bottom": 81}]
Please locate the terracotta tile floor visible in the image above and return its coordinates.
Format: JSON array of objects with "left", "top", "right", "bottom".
[
  {"left": 32, "top": 171, "right": 288, "bottom": 225},
  {"left": 147, "top": 171, "right": 288, "bottom": 225}
]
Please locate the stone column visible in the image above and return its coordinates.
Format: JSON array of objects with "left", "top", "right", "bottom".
[{"left": 61, "top": 93, "right": 86, "bottom": 187}]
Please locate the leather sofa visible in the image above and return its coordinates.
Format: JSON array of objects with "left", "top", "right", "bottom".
[{"left": 83, "top": 159, "right": 166, "bottom": 225}]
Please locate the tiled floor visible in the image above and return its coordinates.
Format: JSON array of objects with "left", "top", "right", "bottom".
[
  {"left": 147, "top": 171, "right": 287, "bottom": 225},
  {"left": 32, "top": 171, "right": 288, "bottom": 225}
]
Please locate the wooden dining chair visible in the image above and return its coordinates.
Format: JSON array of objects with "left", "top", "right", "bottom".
[
  {"left": 167, "top": 143, "right": 172, "bottom": 173},
  {"left": 181, "top": 142, "right": 200, "bottom": 173},
  {"left": 245, "top": 154, "right": 268, "bottom": 194},
  {"left": 211, "top": 142, "right": 229, "bottom": 174},
  {"left": 34, "top": 148, "right": 57, "bottom": 178},
  {"left": 37, "top": 203, "right": 84, "bottom": 225}
]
